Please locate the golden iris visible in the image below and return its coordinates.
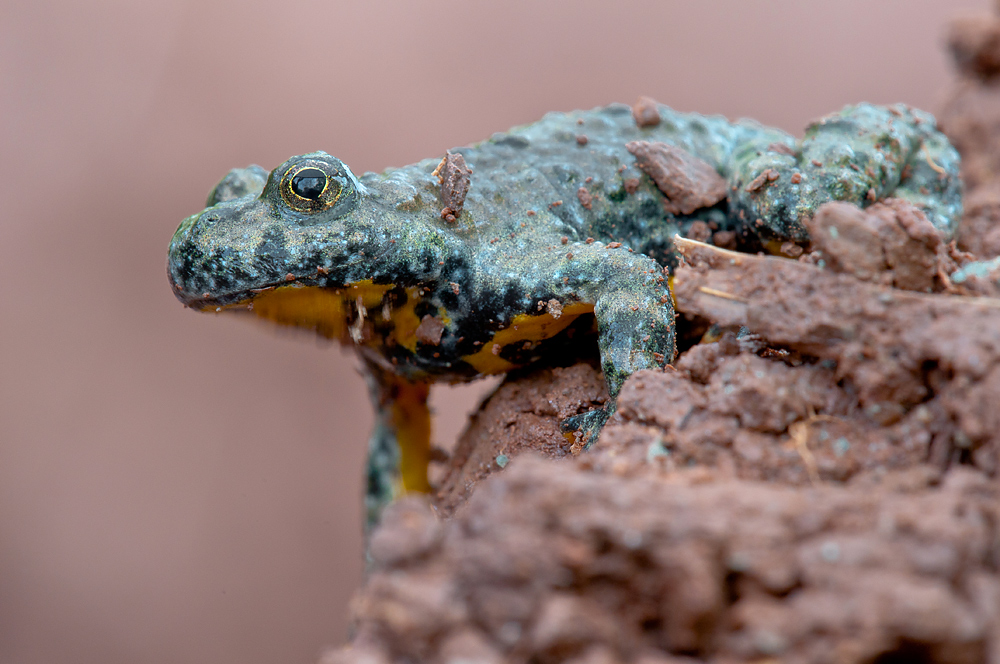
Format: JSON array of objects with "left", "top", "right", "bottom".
[{"left": 281, "top": 165, "right": 342, "bottom": 212}]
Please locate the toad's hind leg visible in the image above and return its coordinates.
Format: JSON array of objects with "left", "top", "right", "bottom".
[
  {"left": 362, "top": 360, "right": 432, "bottom": 529},
  {"left": 728, "top": 103, "right": 963, "bottom": 244}
]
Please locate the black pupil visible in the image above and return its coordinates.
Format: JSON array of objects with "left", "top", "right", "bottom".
[{"left": 291, "top": 168, "right": 327, "bottom": 199}]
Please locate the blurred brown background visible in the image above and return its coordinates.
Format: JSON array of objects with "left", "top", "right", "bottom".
[{"left": 0, "top": 1, "right": 987, "bottom": 662}]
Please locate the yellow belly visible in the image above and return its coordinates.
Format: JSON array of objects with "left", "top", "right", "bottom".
[
  {"left": 460, "top": 302, "right": 595, "bottom": 374},
  {"left": 233, "top": 281, "right": 427, "bottom": 350},
  {"left": 225, "top": 282, "right": 595, "bottom": 376}
]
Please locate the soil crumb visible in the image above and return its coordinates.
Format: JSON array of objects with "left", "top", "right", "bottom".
[
  {"left": 414, "top": 315, "right": 445, "bottom": 346},
  {"left": 433, "top": 151, "right": 472, "bottom": 222},
  {"left": 632, "top": 96, "right": 662, "bottom": 128}
]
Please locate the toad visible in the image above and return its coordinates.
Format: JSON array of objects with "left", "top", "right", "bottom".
[{"left": 167, "top": 101, "right": 961, "bottom": 524}]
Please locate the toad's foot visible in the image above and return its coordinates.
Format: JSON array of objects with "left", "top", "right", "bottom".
[{"left": 560, "top": 401, "right": 615, "bottom": 451}]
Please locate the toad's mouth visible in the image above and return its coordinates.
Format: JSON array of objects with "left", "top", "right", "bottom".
[
  {"left": 172, "top": 274, "right": 354, "bottom": 312},
  {"left": 168, "top": 239, "right": 400, "bottom": 312}
]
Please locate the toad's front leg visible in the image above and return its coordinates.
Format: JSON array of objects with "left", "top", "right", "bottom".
[
  {"left": 360, "top": 358, "right": 432, "bottom": 529},
  {"left": 519, "top": 241, "right": 677, "bottom": 447}
]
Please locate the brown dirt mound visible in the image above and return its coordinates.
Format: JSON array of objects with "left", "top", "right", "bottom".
[{"left": 334, "top": 461, "right": 996, "bottom": 664}]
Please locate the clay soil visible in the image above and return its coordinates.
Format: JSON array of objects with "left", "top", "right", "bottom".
[{"left": 328, "top": 15, "right": 1000, "bottom": 664}]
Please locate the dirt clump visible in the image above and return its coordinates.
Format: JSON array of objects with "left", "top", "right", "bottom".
[
  {"left": 672, "top": 235, "right": 1000, "bottom": 471},
  {"left": 955, "top": 185, "right": 1000, "bottom": 260},
  {"left": 626, "top": 141, "right": 728, "bottom": 216},
  {"left": 433, "top": 151, "right": 472, "bottom": 222},
  {"left": 805, "top": 199, "right": 961, "bottom": 292},
  {"left": 331, "top": 460, "right": 998, "bottom": 664},
  {"left": 941, "top": 9, "right": 1000, "bottom": 255},
  {"left": 434, "top": 362, "right": 607, "bottom": 516},
  {"left": 632, "top": 96, "right": 662, "bottom": 128},
  {"left": 948, "top": 14, "right": 1000, "bottom": 82}
]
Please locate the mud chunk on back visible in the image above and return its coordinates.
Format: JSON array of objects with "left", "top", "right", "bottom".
[
  {"left": 626, "top": 141, "right": 727, "bottom": 216},
  {"left": 433, "top": 151, "right": 472, "bottom": 221}
]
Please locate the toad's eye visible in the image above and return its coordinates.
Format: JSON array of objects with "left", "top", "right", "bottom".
[
  {"left": 281, "top": 164, "right": 344, "bottom": 212},
  {"left": 291, "top": 168, "right": 327, "bottom": 199}
]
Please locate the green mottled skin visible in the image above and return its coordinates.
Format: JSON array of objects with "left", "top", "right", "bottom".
[{"left": 168, "top": 102, "right": 962, "bottom": 523}]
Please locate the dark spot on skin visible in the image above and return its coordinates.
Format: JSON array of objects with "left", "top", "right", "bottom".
[
  {"left": 491, "top": 134, "right": 530, "bottom": 149},
  {"left": 549, "top": 165, "right": 578, "bottom": 185},
  {"left": 502, "top": 282, "right": 524, "bottom": 311},
  {"left": 174, "top": 244, "right": 206, "bottom": 291},
  {"left": 254, "top": 228, "right": 290, "bottom": 277},
  {"left": 413, "top": 300, "right": 437, "bottom": 319},
  {"left": 206, "top": 247, "right": 255, "bottom": 291}
]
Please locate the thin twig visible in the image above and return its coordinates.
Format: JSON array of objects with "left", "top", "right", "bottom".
[{"left": 697, "top": 286, "right": 747, "bottom": 302}]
